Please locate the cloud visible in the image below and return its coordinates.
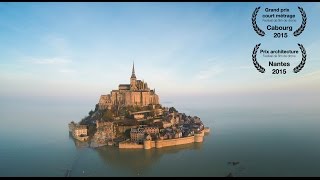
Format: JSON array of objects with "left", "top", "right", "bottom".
[
  {"left": 196, "top": 64, "right": 224, "bottom": 80},
  {"left": 295, "top": 70, "right": 320, "bottom": 81},
  {"left": 195, "top": 59, "right": 224, "bottom": 80},
  {"left": 59, "top": 68, "right": 76, "bottom": 73},
  {"left": 232, "top": 65, "right": 251, "bottom": 70},
  {"left": 30, "top": 57, "right": 72, "bottom": 65},
  {"left": 43, "top": 35, "right": 71, "bottom": 56}
]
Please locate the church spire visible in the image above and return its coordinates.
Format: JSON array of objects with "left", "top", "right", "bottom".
[{"left": 131, "top": 61, "right": 136, "bottom": 79}]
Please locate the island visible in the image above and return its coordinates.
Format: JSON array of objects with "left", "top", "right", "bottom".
[{"left": 68, "top": 62, "right": 210, "bottom": 149}]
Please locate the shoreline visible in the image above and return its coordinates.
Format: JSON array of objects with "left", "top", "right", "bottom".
[{"left": 91, "top": 128, "right": 210, "bottom": 150}]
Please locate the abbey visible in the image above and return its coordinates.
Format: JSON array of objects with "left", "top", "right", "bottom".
[{"left": 98, "top": 63, "right": 159, "bottom": 110}]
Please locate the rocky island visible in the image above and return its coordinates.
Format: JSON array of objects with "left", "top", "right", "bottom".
[{"left": 68, "top": 63, "right": 210, "bottom": 149}]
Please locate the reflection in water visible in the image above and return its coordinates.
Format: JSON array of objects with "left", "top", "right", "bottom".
[
  {"left": 69, "top": 133, "right": 89, "bottom": 149},
  {"left": 95, "top": 142, "right": 204, "bottom": 175},
  {"left": 67, "top": 133, "right": 90, "bottom": 177},
  {"left": 68, "top": 130, "right": 207, "bottom": 176}
]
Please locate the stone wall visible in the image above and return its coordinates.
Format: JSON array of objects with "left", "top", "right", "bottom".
[
  {"left": 92, "top": 129, "right": 107, "bottom": 144},
  {"left": 204, "top": 127, "right": 210, "bottom": 134},
  {"left": 119, "top": 141, "right": 144, "bottom": 149},
  {"left": 194, "top": 130, "right": 204, "bottom": 143},
  {"left": 118, "top": 130, "right": 205, "bottom": 150},
  {"left": 156, "top": 136, "right": 195, "bottom": 148},
  {"left": 74, "top": 135, "right": 89, "bottom": 142}
]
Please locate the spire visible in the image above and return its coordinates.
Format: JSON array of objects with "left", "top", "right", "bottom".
[{"left": 131, "top": 61, "right": 136, "bottom": 78}]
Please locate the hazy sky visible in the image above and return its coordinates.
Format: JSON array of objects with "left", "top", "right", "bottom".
[{"left": 0, "top": 2, "right": 319, "bottom": 109}]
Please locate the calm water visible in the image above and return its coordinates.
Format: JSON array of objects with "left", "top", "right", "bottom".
[{"left": 0, "top": 99, "right": 320, "bottom": 177}]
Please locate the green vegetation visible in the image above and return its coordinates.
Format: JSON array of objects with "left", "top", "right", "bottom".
[
  {"left": 79, "top": 104, "right": 164, "bottom": 126},
  {"left": 125, "top": 105, "right": 142, "bottom": 112},
  {"left": 124, "top": 129, "right": 131, "bottom": 139},
  {"left": 94, "top": 104, "right": 99, "bottom": 111},
  {"left": 149, "top": 110, "right": 155, "bottom": 117},
  {"left": 169, "top": 107, "right": 178, "bottom": 113},
  {"left": 102, "top": 110, "right": 113, "bottom": 121},
  {"left": 89, "top": 110, "right": 94, "bottom": 116},
  {"left": 154, "top": 104, "right": 162, "bottom": 109},
  {"left": 87, "top": 125, "right": 97, "bottom": 137}
]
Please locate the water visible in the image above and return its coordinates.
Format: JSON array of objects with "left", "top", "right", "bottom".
[{"left": 0, "top": 99, "right": 320, "bottom": 176}]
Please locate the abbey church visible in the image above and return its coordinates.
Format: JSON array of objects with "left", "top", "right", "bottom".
[{"left": 98, "top": 63, "right": 159, "bottom": 110}]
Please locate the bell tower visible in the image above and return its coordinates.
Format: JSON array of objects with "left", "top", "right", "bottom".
[{"left": 130, "top": 61, "right": 137, "bottom": 90}]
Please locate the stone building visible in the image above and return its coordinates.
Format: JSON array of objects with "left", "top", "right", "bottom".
[
  {"left": 130, "top": 127, "right": 145, "bottom": 143},
  {"left": 144, "top": 127, "right": 159, "bottom": 134},
  {"left": 99, "top": 95, "right": 112, "bottom": 110},
  {"left": 130, "top": 110, "right": 152, "bottom": 120},
  {"left": 168, "top": 112, "right": 180, "bottom": 125},
  {"left": 68, "top": 121, "right": 89, "bottom": 141},
  {"left": 98, "top": 62, "right": 159, "bottom": 110},
  {"left": 68, "top": 121, "right": 76, "bottom": 132},
  {"left": 73, "top": 125, "right": 88, "bottom": 137},
  {"left": 162, "top": 121, "right": 172, "bottom": 128},
  {"left": 69, "top": 121, "right": 88, "bottom": 137},
  {"left": 193, "top": 116, "right": 201, "bottom": 123}
]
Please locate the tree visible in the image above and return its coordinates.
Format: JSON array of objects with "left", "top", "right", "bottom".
[
  {"left": 149, "top": 110, "right": 155, "bottom": 117},
  {"left": 124, "top": 129, "right": 131, "bottom": 139},
  {"left": 102, "top": 110, "right": 113, "bottom": 121},
  {"left": 169, "top": 107, "right": 177, "bottom": 113},
  {"left": 94, "top": 104, "right": 99, "bottom": 112},
  {"left": 125, "top": 111, "right": 132, "bottom": 119},
  {"left": 119, "top": 107, "right": 127, "bottom": 116},
  {"left": 87, "top": 125, "right": 97, "bottom": 137},
  {"left": 155, "top": 104, "right": 162, "bottom": 109},
  {"left": 89, "top": 110, "right": 94, "bottom": 116},
  {"left": 147, "top": 105, "right": 154, "bottom": 110},
  {"left": 134, "top": 105, "right": 141, "bottom": 112}
]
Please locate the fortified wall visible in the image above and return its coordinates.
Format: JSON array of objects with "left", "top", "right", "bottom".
[{"left": 119, "top": 130, "right": 205, "bottom": 149}]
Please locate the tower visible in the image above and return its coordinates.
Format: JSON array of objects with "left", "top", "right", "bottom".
[{"left": 130, "top": 62, "right": 137, "bottom": 90}]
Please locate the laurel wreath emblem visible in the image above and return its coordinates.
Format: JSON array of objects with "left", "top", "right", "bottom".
[
  {"left": 293, "top": 43, "right": 307, "bottom": 73},
  {"left": 293, "top": 7, "right": 307, "bottom": 37},
  {"left": 252, "top": 43, "right": 265, "bottom": 73},
  {"left": 252, "top": 7, "right": 265, "bottom": 36},
  {"left": 252, "top": 6, "right": 306, "bottom": 37},
  {"left": 251, "top": 7, "right": 307, "bottom": 74}
]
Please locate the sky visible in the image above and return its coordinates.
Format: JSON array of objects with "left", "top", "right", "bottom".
[{"left": 0, "top": 2, "right": 319, "bottom": 109}]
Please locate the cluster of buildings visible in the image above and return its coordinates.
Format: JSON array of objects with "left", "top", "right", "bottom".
[
  {"left": 68, "top": 63, "right": 209, "bottom": 149},
  {"left": 69, "top": 110, "right": 205, "bottom": 145},
  {"left": 68, "top": 121, "right": 89, "bottom": 141},
  {"left": 129, "top": 111, "right": 204, "bottom": 144}
]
